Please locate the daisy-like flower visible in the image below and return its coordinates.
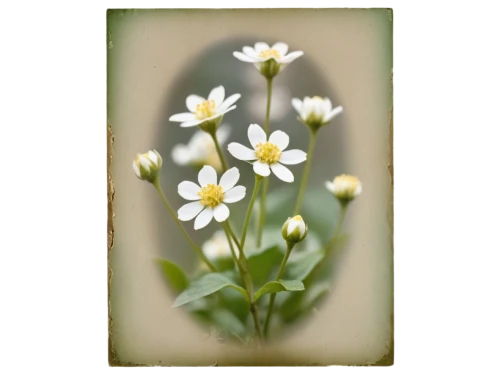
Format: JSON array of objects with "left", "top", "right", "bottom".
[
  {"left": 292, "top": 96, "right": 343, "bottom": 131},
  {"left": 202, "top": 230, "right": 237, "bottom": 260},
  {"left": 227, "top": 124, "right": 307, "bottom": 183},
  {"left": 325, "top": 174, "right": 362, "bottom": 204},
  {"left": 233, "top": 42, "right": 304, "bottom": 79},
  {"left": 169, "top": 86, "right": 241, "bottom": 133},
  {"left": 171, "top": 124, "right": 230, "bottom": 172},
  {"left": 177, "top": 166, "right": 246, "bottom": 230},
  {"left": 132, "top": 149, "right": 162, "bottom": 183}
]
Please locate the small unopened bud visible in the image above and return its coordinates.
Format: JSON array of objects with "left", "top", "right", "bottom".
[
  {"left": 325, "top": 174, "right": 362, "bottom": 204},
  {"left": 282, "top": 215, "right": 308, "bottom": 244},
  {"left": 133, "top": 150, "right": 162, "bottom": 183}
]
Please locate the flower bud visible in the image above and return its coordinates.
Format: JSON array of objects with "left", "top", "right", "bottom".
[
  {"left": 282, "top": 215, "right": 308, "bottom": 244},
  {"left": 132, "top": 150, "right": 162, "bottom": 183},
  {"left": 325, "top": 174, "right": 362, "bottom": 204}
]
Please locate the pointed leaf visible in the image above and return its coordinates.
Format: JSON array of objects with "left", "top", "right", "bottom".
[
  {"left": 247, "top": 245, "right": 283, "bottom": 286},
  {"left": 285, "top": 249, "right": 325, "bottom": 281},
  {"left": 156, "top": 258, "right": 189, "bottom": 293},
  {"left": 254, "top": 279, "right": 304, "bottom": 302},
  {"left": 173, "top": 273, "right": 248, "bottom": 307}
]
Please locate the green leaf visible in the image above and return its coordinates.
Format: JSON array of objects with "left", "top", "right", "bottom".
[
  {"left": 285, "top": 249, "right": 325, "bottom": 281},
  {"left": 173, "top": 273, "right": 248, "bottom": 308},
  {"left": 247, "top": 245, "right": 283, "bottom": 286},
  {"left": 156, "top": 258, "right": 189, "bottom": 293},
  {"left": 210, "top": 309, "right": 247, "bottom": 338},
  {"left": 254, "top": 279, "right": 304, "bottom": 302}
]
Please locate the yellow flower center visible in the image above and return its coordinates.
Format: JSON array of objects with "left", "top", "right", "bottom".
[
  {"left": 258, "top": 48, "right": 281, "bottom": 60},
  {"left": 312, "top": 96, "right": 323, "bottom": 101},
  {"left": 198, "top": 184, "right": 224, "bottom": 208},
  {"left": 255, "top": 142, "right": 282, "bottom": 164},
  {"left": 195, "top": 100, "right": 217, "bottom": 120},
  {"left": 333, "top": 174, "right": 360, "bottom": 192}
]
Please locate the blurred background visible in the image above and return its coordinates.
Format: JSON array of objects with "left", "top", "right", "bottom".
[{"left": 108, "top": 8, "right": 392, "bottom": 366}]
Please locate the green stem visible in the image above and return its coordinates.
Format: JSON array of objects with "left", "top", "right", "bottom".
[
  {"left": 224, "top": 222, "right": 262, "bottom": 341},
  {"left": 225, "top": 221, "right": 242, "bottom": 252},
  {"left": 209, "top": 131, "right": 229, "bottom": 171},
  {"left": 263, "top": 241, "right": 295, "bottom": 338},
  {"left": 240, "top": 174, "right": 263, "bottom": 252},
  {"left": 256, "top": 78, "right": 273, "bottom": 248},
  {"left": 308, "top": 202, "right": 349, "bottom": 283},
  {"left": 153, "top": 179, "right": 216, "bottom": 272},
  {"left": 264, "top": 78, "right": 273, "bottom": 134},
  {"left": 294, "top": 129, "right": 318, "bottom": 215}
]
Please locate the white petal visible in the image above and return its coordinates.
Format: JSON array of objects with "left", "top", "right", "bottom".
[
  {"left": 178, "top": 181, "right": 202, "bottom": 200},
  {"left": 147, "top": 150, "right": 158, "bottom": 164},
  {"left": 291, "top": 98, "right": 302, "bottom": 114},
  {"left": 219, "top": 167, "right": 240, "bottom": 192},
  {"left": 218, "top": 93, "right": 241, "bottom": 111},
  {"left": 223, "top": 186, "right": 246, "bottom": 203},
  {"left": 132, "top": 162, "right": 141, "bottom": 178},
  {"left": 253, "top": 161, "right": 271, "bottom": 177},
  {"left": 271, "top": 163, "right": 294, "bottom": 182},
  {"left": 323, "top": 106, "right": 343, "bottom": 122},
  {"left": 269, "top": 130, "right": 289, "bottom": 151},
  {"left": 194, "top": 208, "right": 214, "bottom": 230},
  {"left": 186, "top": 95, "right": 205, "bottom": 112},
  {"left": 323, "top": 98, "right": 332, "bottom": 114},
  {"left": 280, "top": 51, "right": 304, "bottom": 63},
  {"left": 272, "top": 42, "right": 288, "bottom": 56},
  {"left": 280, "top": 150, "right": 307, "bottom": 165},
  {"left": 169, "top": 112, "right": 196, "bottom": 122},
  {"left": 287, "top": 218, "right": 305, "bottom": 237},
  {"left": 233, "top": 51, "right": 259, "bottom": 63},
  {"left": 208, "top": 86, "right": 225, "bottom": 107},
  {"left": 242, "top": 46, "right": 258, "bottom": 57},
  {"left": 178, "top": 201, "right": 204, "bottom": 221},
  {"left": 301, "top": 97, "right": 314, "bottom": 119},
  {"left": 139, "top": 155, "right": 152, "bottom": 170},
  {"left": 180, "top": 119, "right": 203, "bottom": 128},
  {"left": 214, "top": 106, "right": 237, "bottom": 118},
  {"left": 171, "top": 145, "right": 191, "bottom": 165},
  {"left": 228, "top": 143, "right": 257, "bottom": 161},
  {"left": 198, "top": 165, "right": 218, "bottom": 186},
  {"left": 254, "top": 42, "right": 270, "bottom": 52},
  {"left": 248, "top": 124, "right": 267, "bottom": 148},
  {"left": 213, "top": 204, "right": 230, "bottom": 222},
  {"left": 325, "top": 180, "right": 334, "bottom": 193}
]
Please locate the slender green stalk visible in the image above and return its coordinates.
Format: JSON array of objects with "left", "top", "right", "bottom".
[
  {"left": 294, "top": 129, "right": 318, "bottom": 215},
  {"left": 209, "top": 131, "right": 229, "bottom": 171},
  {"left": 152, "top": 179, "right": 216, "bottom": 272},
  {"left": 263, "top": 241, "right": 295, "bottom": 338},
  {"left": 264, "top": 78, "right": 273, "bottom": 134},
  {"left": 256, "top": 78, "right": 274, "bottom": 248},
  {"left": 256, "top": 178, "right": 268, "bottom": 248},
  {"left": 222, "top": 223, "right": 243, "bottom": 274},
  {"left": 223, "top": 222, "right": 262, "bottom": 340},
  {"left": 240, "top": 174, "right": 263, "bottom": 252},
  {"left": 307, "top": 202, "right": 349, "bottom": 283},
  {"left": 225, "top": 221, "right": 242, "bottom": 251}
]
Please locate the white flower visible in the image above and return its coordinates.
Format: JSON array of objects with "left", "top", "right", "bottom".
[
  {"left": 169, "top": 86, "right": 241, "bottom": 130},
  {"left": 177, "top": 166, "right": 246, "bottom": 230},
  {"left": 292, "top": 96, "right": 343, "bottom": 131},
  {"left": 171, "top": 124, "right": 230, "bottom": 172},
  {"left": 227, "top": 124, "right": 306, "bottom": 183},
  {"left": 132, "top": 150, "right": 162, "bottom": 183},
  {"left": 233, "top": 42, "right": 304, "bottom": 79},
  {"left": 325, "top": 174, "right": 362, "bottom": 203},
  {"left": 202, "top": 230, "right": 237, "bottom": 260},
  {"left": 282, "top": 215, "right": 308, "bottom": 243}
]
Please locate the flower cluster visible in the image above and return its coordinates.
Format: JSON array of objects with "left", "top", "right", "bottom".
[{"left": 132, "top": 40, "right": 363, "bottom": 342}]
